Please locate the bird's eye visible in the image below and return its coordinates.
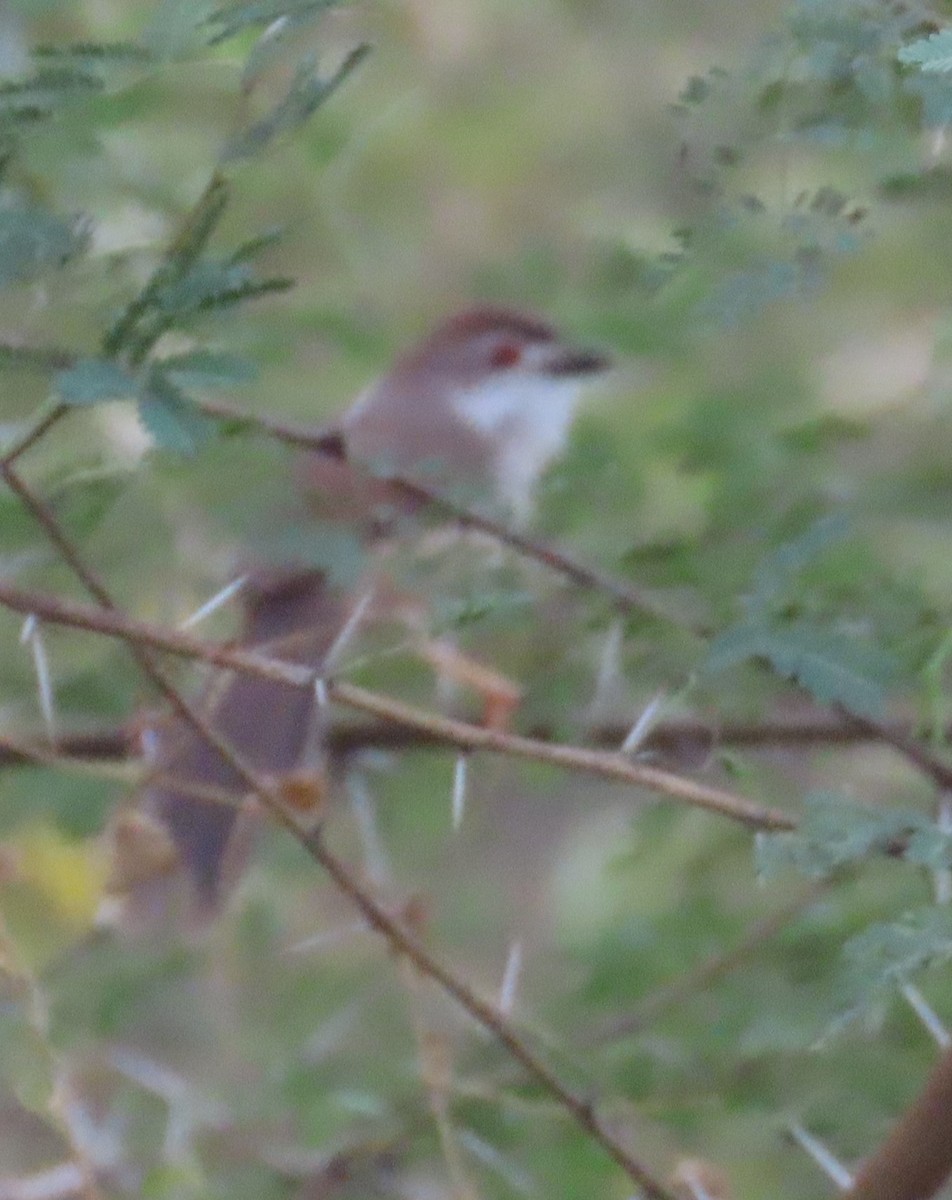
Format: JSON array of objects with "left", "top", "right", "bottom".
[{"left": 490, "top": 341, "right": 522, "bottom": 369}]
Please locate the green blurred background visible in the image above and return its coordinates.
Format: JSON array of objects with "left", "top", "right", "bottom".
[{"left": 2, "top": 0, "right": 952, "bottom": 1197}]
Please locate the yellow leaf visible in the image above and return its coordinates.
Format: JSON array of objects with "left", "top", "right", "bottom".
[{"left": 14, "top": 826, "right": 110, "bottom": 931}]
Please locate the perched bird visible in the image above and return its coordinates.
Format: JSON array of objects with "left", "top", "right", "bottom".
[{"left": 131, "top": 306, "right": 610, "bottom": 912}]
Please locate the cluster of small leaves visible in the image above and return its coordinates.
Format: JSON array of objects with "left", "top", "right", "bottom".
[
  {"left": 653, "top": 0, "right": 952, "bottom": 326},
  {"left": 0, "top": 203, "right": 88, "bottom": 289},
  {"left": 5, "top": 0, "right": 952, "bottom": 1196},
  {"left": 224, "top": 43, "right": 369, "bottom": 160},
  {"left": 0, "top": 40, "right": 156, "bottom": 297},
  {"left": 0, "top": 1, "right": 365, "bottom": 460},
  {"left": 755, "top": 791, "right": 951, "bottom": 880},
  {"left": 25, "top": 172, "right": 284, "bottom": 456},
  {"left": 843, "top": 905, "right": 952, "bottom": 991},
  {"left": 817, "top": 905, "right": 952, "bottom": 1034}
]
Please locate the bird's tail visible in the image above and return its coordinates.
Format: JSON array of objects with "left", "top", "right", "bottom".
[{"left": 135, "top": 568, "right": 346, "bottom": 911}]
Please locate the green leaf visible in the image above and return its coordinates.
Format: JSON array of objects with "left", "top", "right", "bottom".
[
  {"left": 0, "top": 67, "right": 103, "bottom": 120},
  {"left": 706, "top": 618, "right": 895, "bottom": 717},
  {"left": 747, "top": 512, "right": 849, "bottom": 613},
  {"left": 756, "top": 792, "right": 921, "bottom": 880},
  {"left": 899, "top": 30, "right": 952, "bottom": 73},
  {"left": 54, "top": 359, "right": 137, "bottom": 405},
  {"left": 222, "top": 44, "right": 369, "bottom": 160},
  {"left": 845, "top": 906, "right": 952, "bottom": 989},
  {"left": 141, "top": 0, "right": 218, "bottom": 60},
  {"left": 904, "top": 73, "right": 952, "bottom": 127},
  {"left": 904, "top": 823, "right": 952, "bottom": 871},
  {"left": 822, "top": 905, "right": 952, "bottom": 1036},
  {"left": 226, "top": 226, "right": 284, "bottom": 265},
  {"left": 154, "top": 261, "right": 254, "bottom": 312},
  {"left": 0, "top": 205, "right": 87, "bottom": 287},
  {"left": 160, "top": 350, "right": 258, "bottom": 390},
  {"left": 102, "top": 174, "right": 231, "bottom": 359},
  {"left": 703, "top": 259, "right": 805, "bottom": 328},
  {"left": 138, "top": 374, "right": 214, "bottom": 456}
]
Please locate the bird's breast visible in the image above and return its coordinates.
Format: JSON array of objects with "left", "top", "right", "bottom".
[{"left": 452, "top": 376, "right": 583, "bottom": 521}]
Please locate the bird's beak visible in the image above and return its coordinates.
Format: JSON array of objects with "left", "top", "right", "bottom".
[{"left": 543, "top": 344, "right": 612, "bottom": 378}]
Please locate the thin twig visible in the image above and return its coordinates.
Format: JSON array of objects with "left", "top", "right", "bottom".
[
  {"left": 583, "top": 883, "right": 827, "bottom": 1045},
  {"left": 0, "top": 731, "right": 141, "bottom": 786},
  {"left": 195, "top": 395, "right": 684, "bottom": 630},
  {"left": 0, "top": 578, "right": 794, "bottom": 832},
  {"left": 1, "top": 401, "right": 69, "bottom": 467},
  {"left": 836, "top": 707, "right": 952, "bottom": 793}
]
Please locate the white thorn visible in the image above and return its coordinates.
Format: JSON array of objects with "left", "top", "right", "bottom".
[
  {"left": 452, "top": 754, "right": 468, "bottom": 831},
  {"left": 457, "top": 1129, "right": 533, "bottom": 1193},
  {"left": 20, "top": 615, "right": 55, "bottom": 739},
  {"left": 620, "top": 690, "right": 667, "bottom": 755},
  {"left": 261, "top": 14, "right": 290, "bottom": 43},
  {"left": 930, "top": 124, "right": 948, "bottom": 165},
  {"left": 347, "top": 772, "right": 390, "bottom": 886},
  {"left": 313, "top": 677, "right": 329, "bottom": 709},
  {"left": 498, "top": 939, "right": 523, "bottom": 1017},
  {"left": 682, "top": 1178, "right": 716, "bottom": 1200},
  {"left": 58, "top": 1088, "right": 123, "bottom": 1168},
  {"left": 901, "top": 981, "right": 950, "bottom": 1048},
  {"left": 323, "top": 585, "right": 375, "bottom": 671},
  {"left": 0, "top": 1161, "right": 86, "bottom": 1200},
  {"left": 178, "top": 575, "right": 247, "bottom": 630},
  {"left": 589, "top": 618, "right": 623, "bottom": 717},
  {"left": 109, "top": 1047, "right": 188, "bottom": 1103},
  {"left": 786, "top": 1122, "right": 853, "bottom": 1190},
  {"left": 287, "top": 920, "right": 371, "bottom": 954},
  {"left": 163, "top": 1105, "right": 197, "bottom": 1165},
  {"left": 934, "top": 796, "right": 952, "bottom": 904}
]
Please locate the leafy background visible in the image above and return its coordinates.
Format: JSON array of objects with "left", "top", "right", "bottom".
[{"left": 3, "top": 0, "right": 952, "bottom": 1197}]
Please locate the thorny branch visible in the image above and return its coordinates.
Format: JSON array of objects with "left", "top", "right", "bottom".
[
  {"left": 6, "top": 312, "right": 952, "bottom": 1200},
  {"left": 0, "top": 469, "right": 678, "bottom": 1200},
  {"left": 0, "top": 577, "right": 794, "bottom": 833},
  {"left": 5, "top": 709, "right": 952, "bottom": 770}
]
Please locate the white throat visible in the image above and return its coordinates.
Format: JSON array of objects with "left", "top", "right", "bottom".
[{"left": 452, "top": 374, "right": 584, "bottom": 523}]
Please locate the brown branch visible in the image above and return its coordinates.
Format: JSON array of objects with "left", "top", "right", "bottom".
[
  {"left": 836, "top": 707, "right": 952, "bottom": 795},
  {"left": 0, "top": 474, "right": 678, "bottom": 1200},
  {"left": 0, "top": 728, "right": 133, "bottom": 767},
  {"left": 0, "top": 578, "right": 794, "bottom": 832},
  {"left": 6, "top": 710, "right": 952, "bottom": 770},
  {"left": 847, "top": 1043, "right": 952, "bottom": 1200},
  {"left": 0, "top": 401, "right": 69, "bottom": 467},
  {"left": 301, "top": 823, "right": 677, "bottom": 1198},
  {"left": 196, "top": 395, "right": 687, "bottom": 630}
]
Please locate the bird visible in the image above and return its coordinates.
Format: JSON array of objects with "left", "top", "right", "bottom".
[{"left": 126, "top": 305, "right": 610, "bottom": 913}]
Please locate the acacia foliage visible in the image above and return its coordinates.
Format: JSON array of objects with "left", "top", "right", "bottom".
[{"left": 2, "top": 1, "right": 952, "bottom": 1198}]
